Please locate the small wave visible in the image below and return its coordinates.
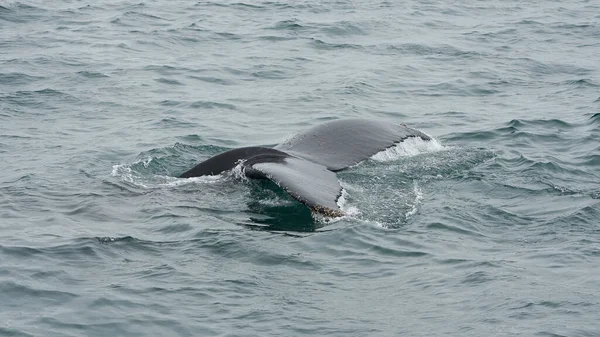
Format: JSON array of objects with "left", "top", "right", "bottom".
[
  {"left": 371, "top": 136, "right": 444, "bottom": 161},
  {"left": 0, "top": 280, "right": 78, "bottom": 303},
  {"left": 96, "top": 236, "right": 135, "bottom": 244},
  {"left": 506, "top": 118, "right": 574, "bottom": 129},
  {"left": 270, "top": 19, "right": 305, "bottom": 31},
  {"left": 110, "top": 11, "right": 172, "bottom": 27},
  {"left": 186, "top": 76, "right": 233, "bottom": 86},
  {"left": 259, "top": 35, "right": 296, "bottom": 42},
  {"left": 308, "top": 38, "right": 362, "bottom": 50},
  {"left": 517, "top": 57, "right": 590, "bottom": 77},
  {"left": 230, "top": 2, "right": 265, "bottom": 10},
  {"left": 559, "top": 79, "right": 599, "bottom": 87},
  {"left": 320, "top": 21, "right": 367, "bottom": 37},
  {"left": 76, "top": 71, "right": 108, "bottom": 79},
  {"left": 0, "top": 72, "right": 44, "bottom": 85},
  {"left": 385, "top": 43, "right": 480, "bottom": 58},
  {"left": 251, "top": 69, "right": 290, "bottom": 80},
  {"left": 155, "top": 78, "right": 184, "bottom": 85},
  {"left": 189, "top": 100, "right": 236, "bottom": 110},
  {"left": 153, "top": 117, "right": 198, "bottom": 129}
]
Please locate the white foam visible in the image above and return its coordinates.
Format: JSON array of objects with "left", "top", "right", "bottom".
[
  {"left": 156, "top": 175, "right": 223, "bottom": 187},
  {"left": 142, "top": 156, "right": 153, "bottom": 168},
  {"left": 404, "top": 182, "right": 423, "bottom": 219},
  {"left": 111, "top": 163, "right": 144, "bottom": 186},
  {"left": 111, "top": 160, "right": 224, "bottom": 189},
  {"left": 259, "top": 197, "right": 296, "bottom": 207},
  {"left": 229, "top": 160, "right": 249, "bottom": 181},
  {"left": 361, "top": 219, "right": 387, "bottom": 229},
  {"left": 337, "top": 188, "right": 360, "bottom": 216},
  {"left": 371, "top": 136, "right": 444, "bottom": 162}
]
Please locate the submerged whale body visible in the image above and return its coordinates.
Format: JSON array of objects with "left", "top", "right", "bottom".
[{"left": 179, "top": 118, "right": 431, "bottom": 217}]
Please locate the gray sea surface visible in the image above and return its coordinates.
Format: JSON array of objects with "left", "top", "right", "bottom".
[{"left": 1, "top": 0, "right": 600, "bottom": 336}]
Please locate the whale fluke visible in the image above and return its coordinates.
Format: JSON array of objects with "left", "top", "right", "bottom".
[
  {"left": 249, "top": 157, "right": 343, "bottom": 217},
  {"left": 179, "top": 147, "right": 288, "bottom": 178},
  {"left": 179, "top": 119, "right": 431, "bottom": 216},
  {"left": 274, "top": 119, "right": 431, "bottom": 171}
]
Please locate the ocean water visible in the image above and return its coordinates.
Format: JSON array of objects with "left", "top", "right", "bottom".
[{"left": 1, "top": 0, "right": 600, "bottom": 336}]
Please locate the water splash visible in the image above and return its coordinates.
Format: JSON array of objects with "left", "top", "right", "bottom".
[
  {"left": 337, "top": 186, "right": 360, "bottom": 216},
  {"left": 405, "top": 182, "right": 423, "bottom": 219},
  {"left": 111, "top": 159, "right": 223, "bottom": 189},
  {"left": 230, "top": 160, "right": 249, "bottom": 182},
  {"left": 371, "top": 136, "right": 445, "bottom": 161}
]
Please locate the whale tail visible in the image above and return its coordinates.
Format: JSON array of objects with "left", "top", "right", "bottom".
[
  {"left": 246, "top": 156, "right": 344, "bottom": 217},
  {"left": 179, "top": 146, "right": 344, "bottom": 216},
  {"left": 179, "top": 119, "right": 431, "bottom": 217}
]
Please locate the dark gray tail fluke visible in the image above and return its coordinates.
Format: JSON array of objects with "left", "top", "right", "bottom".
[
  {"left": 248, "top": 157, "right": 344, "bottom": 217},
  {"left": 275, "top": 118, "right": 430, "bottom": 171},
  {"left": 179, "top": 119, "right": 432, "bottom": 217},
  {"left": 178, "top": 146, "right": 345, "bottom": 216},
  {"left": 179, "top": 147, "right": 289, "bottom": 178}
]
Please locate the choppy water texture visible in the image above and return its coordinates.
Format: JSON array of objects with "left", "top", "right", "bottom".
[{"left": 2, "top": 0, "right": 600, "bottom": 336}]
